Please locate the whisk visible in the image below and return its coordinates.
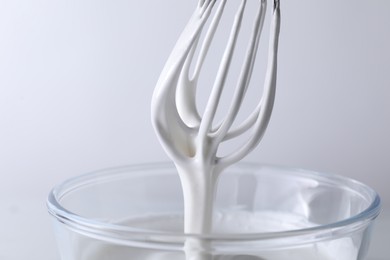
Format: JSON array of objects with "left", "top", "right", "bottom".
[{"left": 152, "top": 0, "right": 281, "bottom": 235}]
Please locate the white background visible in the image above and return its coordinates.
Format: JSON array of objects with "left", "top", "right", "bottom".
[{"left": 0, "top": 0, "right": 389, "bottom": 259}]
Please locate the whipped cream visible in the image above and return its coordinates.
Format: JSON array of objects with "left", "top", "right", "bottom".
[
  {"left": 152, "top": 1, "right": 281, "bottom": 259},
  {"left": 77, "top": 212, "right": 357, "bottom": 260}
]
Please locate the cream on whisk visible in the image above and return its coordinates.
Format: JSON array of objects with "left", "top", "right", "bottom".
[{"left": 152, "top": 0, "right": 280, "bottom": 240}]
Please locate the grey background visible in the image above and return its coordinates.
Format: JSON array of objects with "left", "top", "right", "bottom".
[{"left": 0, "top": 0, "right": 389, "bottom": 259}]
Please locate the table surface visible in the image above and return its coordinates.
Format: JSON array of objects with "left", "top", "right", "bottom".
[{"left": 1, "top": 199, "right": 388, "bottom": 260}]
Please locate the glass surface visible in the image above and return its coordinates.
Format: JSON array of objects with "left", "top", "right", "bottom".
[{"left": 47, "top": 163, "right": 381, "bottom": 260}]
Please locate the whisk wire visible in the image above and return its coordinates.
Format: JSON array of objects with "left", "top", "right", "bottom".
[{"left": 198, "top": 0, "right": 247, "bottom": 141}]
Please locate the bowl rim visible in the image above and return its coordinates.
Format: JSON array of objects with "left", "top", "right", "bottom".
[{"left": 47, "top": 162, "right": 381, "bottom": 247}]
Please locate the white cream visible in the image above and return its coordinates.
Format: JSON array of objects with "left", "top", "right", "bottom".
[
  {"left": 78, "top": 212, "right": 358, "bottom": 260},
  {"left": 151, "top": 0, "right": 281, "bottom": 237}
]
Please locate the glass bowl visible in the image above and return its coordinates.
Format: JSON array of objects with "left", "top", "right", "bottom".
[{"left": 47, "top": 162, "right": 381, "bottom": 260}]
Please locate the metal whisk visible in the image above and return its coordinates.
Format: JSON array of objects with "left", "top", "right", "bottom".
[{"left": 152, "top": 0, "right": 281, "bottom": 235}]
